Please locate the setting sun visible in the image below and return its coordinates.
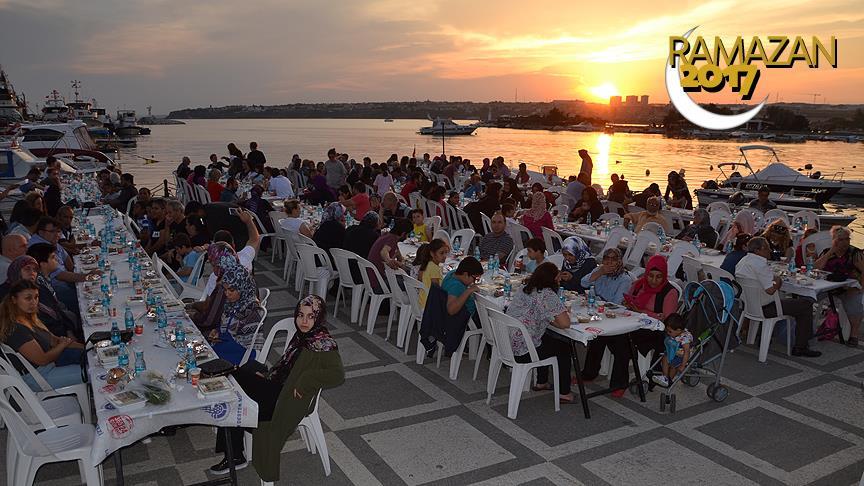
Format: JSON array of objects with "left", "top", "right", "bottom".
[{"left": 588, "top": 82, "right": 619, "bottom": 102}]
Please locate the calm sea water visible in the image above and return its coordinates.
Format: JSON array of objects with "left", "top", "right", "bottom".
[{"left": 115, "top": 118, "right": 864, "bottom": 242}]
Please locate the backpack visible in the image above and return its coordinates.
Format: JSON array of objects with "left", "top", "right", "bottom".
[{"left": 816, "top": 309, "right": 840, "bottom": 342}]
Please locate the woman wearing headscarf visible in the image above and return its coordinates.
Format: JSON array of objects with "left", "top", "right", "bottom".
[
  {"left": 624, "top": 255, "right": 679, "bottom": 320},
  {"left": 312, "top": 202, "right": 346, "bottom": 264},
  {"left": 676, "top": 208, "right": 718, "bottom": 248},
  {"left": 557, "top": 236, "right": 597, "bottom": 292},
  {"left": 188, "top": 243, "right": 238, "bottom": 332},
  {"left": 302, "top": 166, "right": 335, "bottom": 206},
  {"left": 1, "top": 255, "right": 81, "bottom": 339},
  {"left": 579, "top": 248, "right": 634, "bottom": 305},
  {"left": 500, "top": 178, "right": 524, "bottom": 208},
  {"left": 208, "top": 261, "right": 264, "bottom": 365},
  {"left": 719, "top": 210, "right": 756, "bottom": 248},
  {"left": 521, "top": 191, "right": 554, "bottom": 239},
  {"left": 241, "top": 184, "right": 275, "bottom": 234},
  {"left": 464, "top": 181, "right": 501, "bottom": 235},
  {"left": 211, "top": 295, "right": 344, "bottom": 481},
  {"left": 568, "top": 186, "right": 604, "bottom": 224}
]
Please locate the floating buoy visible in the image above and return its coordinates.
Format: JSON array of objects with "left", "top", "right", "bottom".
[
  {"left": 615, "top": 160, "right": 621, "bottom": 164},
  {"left": 645, "top": 169, "right": 650, "bottom": 177},
  {"left": 709, "top": 165, "right": 714, "bottom": 171}
]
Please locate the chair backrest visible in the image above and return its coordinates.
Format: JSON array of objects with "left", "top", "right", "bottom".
[
  {"left": 293, "top": 233, "right": 316, "bottom": 247},
  {"left": 736, "top": 276, "right": 780, "bottom": 319},
  {"left": 707, "top": 201, "right": 731, "bottom": 213},
  {"left": 0, "top": 375, "right": 56, "bottom": 458},
  {"left": 330, "top": 248, "right": 362, "bottom": 285},
  {"left": 546, "top": 253, "right": 565, "bottom": 269},
  {"left": 355, "top": 254, "right": 391, "bottom": 295},
  {"left": 194, "top": 184, "right": 212, "bottom": 204},
  {"left": 259, "top": 288, "right": 271, "bottom": 309},
  {"left": 681, "top": 254, "right": 704, "bottom": 283},
  {"left": 427, "top": 200, "right": 446, "bottom": 223},
  {"left": 408, "top": 191, "right": 422, "bottom": 210},
  {"left": 153, "top": 256, "right": 181, "bottom": 300},
  {"left": 601, "top": 227, "right": 633, "bottom": 257},
  {"left": 551, "top": 204, "right": 569, "bottom": 219},
  {"left": 668, "top": 279, "right": 684, "bottom": 302},
  {"left": 744, "top": 208, "right": 765, "bottom": 229},
  {"left": 791, "top": 210, "right": 819, "bottom": 229},
  {"left": 486, "top": 308, "right": 540, "bottom": 363},
  {"left": 455, "top": 208, "right": 475, "bottom": 232},
  {"left": 250, "top": 211, "right": 274, "bottom": 236},
  {"left": 240, "top": 306, "right": 268, "bottom": 365},
  {"left": 432, "top": 228, "right": 450, "bottom": 243},
  {"left": 401, "top": 274, "right": 425, "bottom": 318},
  {"left": 296, "top": 244, "right": 334, "bottom": 277},
  {"left": 667, "top": 241, "right": 700, "bottom": 278},
  {"left": 426, "top": 215, "right": 442, "bottom": 236},
  {"left": 187, "top": 250, "right": 207, "bottom": 286},
  {"left": 709, "top": 208, "right": 731, "bottom": 229},
  {"left": 445, "top": 204, "right": 461, "bottom": 230},
  {"left": 605, "top": 200, "right": 625, "bottom": 215},
  {"left": 703, "top": 263, "right": 734, "bottom": 281},
  {"left": 598, "top": 212, "right": 623, "bottom": 225},
  {"left": 450, "top": 228, "right": 476, "bottom": 252},
  {"left": 257, "top": 317, "right": 297, "bottom": 364},
  {"left": 640, "top": 221, "right": 663, "bottom": 235},
  {"left": 763, "top": 208, "right": 789, "bottom": 226},
  {"left": 0, "top": 344, "right": 51, "bottom": 392},
  {"left": 269, "top": 210, "right": 289, "bottom": 236},
  {"left": 125, "top": 195, "right": 138, "bottom": 215},
  {"left": 507, "top": 222, "right": 533, "bottom": 251},
  {"left": 624, "top": 231, "right": 661, "bottom": 269},
  {"left": 480, "top": 213, "right": 493, "bottom": 235},
  {"left": 473, "top": 293, "right": 498, "bottom": 346},
  {"left": 659, "top": 210, "right": 682, "bottom": 231},
  {"left": 541, "top": 226, "right": 563, "bottom": 254},
  {"left": 385, "top": 267, "right": 408, "bottom": 305},
  {"left": 801, "top": 230, "right": 832, "bottom": 256},
  {"left": 508, "top": 248, "right": 528, "bottom": 271}
]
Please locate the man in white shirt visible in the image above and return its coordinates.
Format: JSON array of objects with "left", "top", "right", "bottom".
[
  {"left": 0, "top": 234, "right": 28, "bottom": 284},
  {"left": 267, "top": 168, "right": 295, "bottom": 198},
  {"left": 735, "top": 236, "right": 821, "bottom": 357},
  {"left": 203, "top": 209, "right": 261, "bottom": 297}
]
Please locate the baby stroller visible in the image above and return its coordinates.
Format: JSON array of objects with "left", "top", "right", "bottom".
[{"left": 645, "top": 279, "right": 742, "bottom": 413}]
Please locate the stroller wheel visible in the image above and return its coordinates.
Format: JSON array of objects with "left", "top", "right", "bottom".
[
  {"left": 669, "top": 394, "right": 677, "bottom": 413},
  {"left": 682, "top": 374, "right": 700, "bottom": 387},
  {"left": 629, "top": 380, "right": 649, "bottom": 397},
  {"left": 706, "top": 383, "right": 716, "bottom": 399},
  {"left": 711, "top": 385, "right": 729, "bottom": 402}
]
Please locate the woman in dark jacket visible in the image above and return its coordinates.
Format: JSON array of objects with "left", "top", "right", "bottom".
[
  {"left": 212, "top": 295, "right": 344, "bottom": 481},
  {"left": 557, "top": 237, "right": 597, "bottom": 292},
  {"left": 313, "top": 202, "right": 346, "bottom": 264}
]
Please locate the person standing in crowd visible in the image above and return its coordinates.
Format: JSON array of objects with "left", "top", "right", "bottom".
[
  {"left": 225, "top": 143, "right": 246, "bottom": 176},
  {"left": 247, "top": 141, "right": 267, "bottom": 170},
  {"left": 664, "top": 171, "right": 692, "bottom": 209},
  {"left": 324, "top": 148, "right": 347, "bottom": 192}
]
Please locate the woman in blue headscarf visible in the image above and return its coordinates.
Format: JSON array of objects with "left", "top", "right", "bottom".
[
  {"left": 557, "top": 236, "right": 597, "bottom": 292},
  {"left": 208, "top": 260, "right": 264, "bottom": 365}
]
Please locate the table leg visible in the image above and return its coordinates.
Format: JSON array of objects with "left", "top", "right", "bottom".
[
  {"left": 224, "top": 428, "right": 238, "bottom": 486},
  {"left": 627, "top": 333, "right": 646, "bottom": 403},
  {"left": 570, "top": 341, "right": 591, "bottom": 419},
  {"left": 113, "top": 449, "right": 125, "bottom": 486}
]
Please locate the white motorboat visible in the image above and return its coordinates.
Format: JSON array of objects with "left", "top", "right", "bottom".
[
  {"left": 696, "top": 186, "right": 825, "bottom": 210},
  {"left": 114, "top": 109, "right": 142, "bottom": 137},
  {"left": 0, "top": 141, "right": 81, "bottom": 181},
  {"left": 717, "top": 145, "right": 842, "bottom": 204},
  {"left": 18, "top": 120, "right": 115, "bottom": 165},
  {"left": 41, "top": 90, "right": 69, "bottom": 121},
  {"left": 419, "top": 118, "right": 478, "bottom": 135},
  {"left": 0, "top": 67, "right": 24, "bottom": 135}
]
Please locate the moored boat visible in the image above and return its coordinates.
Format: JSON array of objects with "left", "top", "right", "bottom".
[{"left": 419, "top": 118, "right": 478, "bottom": 135}]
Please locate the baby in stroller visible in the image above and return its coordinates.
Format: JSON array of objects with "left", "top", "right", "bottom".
[{"left": 653, "top": 313, "right": 692, "bottom": 387}]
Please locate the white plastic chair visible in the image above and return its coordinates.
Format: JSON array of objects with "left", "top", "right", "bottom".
[
  {"left": 425, "top": 215, "right": 442, "bottom": 237},
  {"left": 0, "top": 375, "right": 103, "bottom": 486},
  {"left": 404, "top": 276, "right": 444, "bottom": 363},
  {"left": 703, "top": 263, "right": 734, "bottom": 281},
  {"left": 551, "top": 204, "right": 569, "bottom": 220},
  {"left": 426, "top": 200, "right": 447, "bottom": 225},
  {"left": 329, "top": 249, "right": 366, "bottom": 325},
  {"left": 707, "top": 201, "right": 731, "bottom": 213},
  {"left": 601, "top": 227, "right": 634, "bottom": 257},
  {"left": 433, "top": 229, "right": 450, "bottom": 243},
  {"left": 660, "top": 210, "right": 683, "bottom": 231},
  {"left": 508, "top": 248, "right": 528, "bottom": 271},
  {"left": 738, "top": 276, "right": 792, "bottom": 362},
  {"left": 0, "top": 357, "right": 83, "bottom": 429},
  {"left": 605, "top": 200, "right": 625, "bottom": 215},
  {"left": 448, "top": 314, "right": 484, "bottom": 381},
  {"left": 291, "top": 233, "right": 317, "bottom": 292},
  {"left": 801, "top": 230, "right": 832, "bottom": 256},
  {"left": 485, "top": 308, "right": 560, "bottom": 419},
  {"left": 545, "top": 253, "right": 565, "bottom": 269},
  {"left": 450, "top": 228, "right": 476, "bottom": 253},
  {"left": 445, "top": 204, "right": 461, "bottom": 231},
  {"left": 598, "top": 213, "right": 623, "bottom": 225},
  {"left": 250, "top": 212, "right": 280, "bottom": 262},
  {"left": 667, "top": 241, "right": 700, "bottom": 279},
  {"left": 681, "top": 254, "right": 704, "bottom": 283},
  {"left": 257, "top": 317, "right": 296, "bottom": 364},
  {"left": 640, "top": 222, "right": 664, "bottom": 235},
  {"left": 270, "top": 210, "right": 292, "bottom": 268},
  {"left": 709, "top": 208, "right": 731, "bottom": 229},
  {"left": 455, "top": 208, "right": 475, "bottom": 232},
  {"left": 0, "top": 345, "right": 90, "bottom": 424},
  {"left": 259, "top": 288, "right": 271, "bottom": 309},
  {"left": 507, "top": 222, "right": 533, "bottom": 252},
  {"left": 296, "top": 244, "right": 339, "bottom": 301},
  {"left": 541, "top": 226, "right": 563, "bottom": 254},
  {"left": 764, "top": 208, "right": 790, "bottom": 226},
  {"left": 239, "top": 307, "right": 268, "bottom": 366},
  {"left": 193, "top": 184, "right": 212, "bottom": 204},
  {"left": 125, "top": 195, "right": 137, "bottom": 216},
  {"left": 385, "top": 268, "right": 414, "bottom": 347},
  {"left": 480, "top": 213, "right": 493, "bottom": 235},
  {"left": 154, "top": 256, "right": 206, "bottom": 302},
  {"left": 624, "top": 231, "right": 661, "bottom": 269},
  {"left": 791, "top": 210, "right": 819, "bottom": 229},
  {"left": 175, "top": 177, "right": 194, "bottom": 205},
  {"left": 355, "top": 256, "right": 394, "bottom": 335},
  {"left": 472, "top": 294, "right": 499, "bottom": 380}
]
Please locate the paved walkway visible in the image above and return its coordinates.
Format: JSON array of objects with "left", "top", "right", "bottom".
[{"left": 4, "top": 257, "right": 864, "bottom": 485}]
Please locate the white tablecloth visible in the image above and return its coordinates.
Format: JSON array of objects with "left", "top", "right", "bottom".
[{"left": 76, "top": 209, "right": 258, "bottom": 465}]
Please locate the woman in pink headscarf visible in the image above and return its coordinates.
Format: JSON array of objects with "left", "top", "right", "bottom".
[
  {"left": 521, "top": 191, "right": 554, "bottom": 239},
  {"left": 624, "top": 255, "right": 679, "bottom": 320},
  {"left": 719, "top": 210, "right": 756, "bottom": 248}
]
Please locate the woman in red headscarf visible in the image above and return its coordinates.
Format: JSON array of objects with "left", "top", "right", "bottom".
[{"left": 624, "top": 255, "right": 679, "bottom": 320}]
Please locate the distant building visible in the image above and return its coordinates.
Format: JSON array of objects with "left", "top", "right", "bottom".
[
  {"left": 640, "top": 95, "right": 649, "bottom": 106},
  {"left": 609, "top": 96, "right": 622, "bottom": 107}
]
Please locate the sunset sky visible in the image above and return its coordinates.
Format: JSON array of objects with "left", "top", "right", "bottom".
[{"left": 1, "top": 0, "right": 862, "bottom": 113}]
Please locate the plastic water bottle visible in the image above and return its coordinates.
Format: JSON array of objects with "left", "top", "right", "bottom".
[
  {"left": 175, "top": 325, "right": 186, "bottom": 344},
  {"left": 806, "top": 256, "right": 814, "bottom": 275},
  {"left": 724, "top": 240, "right": 733, "bottom": 255},
  {"left": 134, "top": 348, "right": 146, "bottom": 373},
  {"left": 588, "top": 286, "right": 596, "bottom": 311},
  {"left": 473, "top": 246, "right": 481, "bottom": 261},
  {"left": 100, "top": 274, "right": 109, "bottom": 294},
  {"left": 693, "top": 234, "right": 701, "bottom": 254},
  {"left": 628, "top": 222, "right": 635, "bottom": 233},
  {"left": 110, "top": 321, "right": 121, "bottom": 344},
  {"left": 604, "top": 221, "right": 611, "bottom": 237},
  {"left": 109, "top": 269, "right": 118, "bottom": 288},
  {"left": 186, "top": 348, "right": 197, "bottom": 383},
  {"left": 586, "top": 213, "right": 592, "bottom": 226},
  {"left": 503, "top": 274, "right": 512, "bottom": 298},
  {"left": 118, "top": 343, "right": 129, "bottom": 367},
  {"left": 658, "top": 227, "right": 666, "bottom": 244},
  {"left": 788, "top": 259, "right": 797, "bottom": 273},
  {"left": 388, "top": 219, "right": 395, "bottom": 231},
  {"left": 102, "top": 293, "right": 111, "bottom": 313},
  {"left": 558, "top": 286, "right": 565, "bottom": 304},
  {"left": 132, "top": 266, "right": 141, "bottom": 284},
  {"left": 124, "top": 305, "right": 134, "bottom": 331}
]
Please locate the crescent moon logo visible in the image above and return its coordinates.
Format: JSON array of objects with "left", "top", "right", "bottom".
[{"left": 666, "top": 27, "right": 768, "bottom": 130}]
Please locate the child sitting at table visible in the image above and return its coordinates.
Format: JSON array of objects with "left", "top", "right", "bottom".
[
  {"left": 516, "top": 238, "right": 546, "bottom": 273},
  {"left": 501, "top": 202, "right": 518, "bottom": 226},
  {"left": 447, "top": 191, "right": 460, "bottom": 209},
  {"left": 410, "top": 209, "right": 432, "bottom": 242},
  {"left": 174, "top": 234, "right": 202, "bottom": 285},
  {"left": 414, "top": 238, "right": 450, "bottom": 308},
  {"left": 653, "top": 313, "right": 692, "bottom": 387}
]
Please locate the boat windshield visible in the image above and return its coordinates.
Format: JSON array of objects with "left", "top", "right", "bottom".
[{"left": 73, "top": 126, "right": 97, "bottom": 150}]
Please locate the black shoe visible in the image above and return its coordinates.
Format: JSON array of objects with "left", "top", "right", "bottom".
[
  {"left": 209, "top": 455, "right": 248, "bottom": 475},
  {"left": 792, "top": 347, "right": 822, "bottom": 358}
]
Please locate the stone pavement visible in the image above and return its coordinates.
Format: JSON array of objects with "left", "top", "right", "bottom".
[{"left": 4, "top": 256, "right": 864, "bottom": 485}]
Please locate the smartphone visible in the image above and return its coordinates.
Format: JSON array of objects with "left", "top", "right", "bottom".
[{"left": 228, "top": 208, "right": 241, "bottom": 216}]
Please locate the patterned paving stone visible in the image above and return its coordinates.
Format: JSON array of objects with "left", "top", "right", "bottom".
[
  {"left": 362, "top": 415, "right": 515, "bottom": 485},
  {"left": 325, "top": 370, "right": 436, "bottom": 420},
  {"left": 696, "top": 406, "right": 854, "bottom": 472},
  {"left": 783, "top": 380, "right": 864, "bottom": 431}
]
